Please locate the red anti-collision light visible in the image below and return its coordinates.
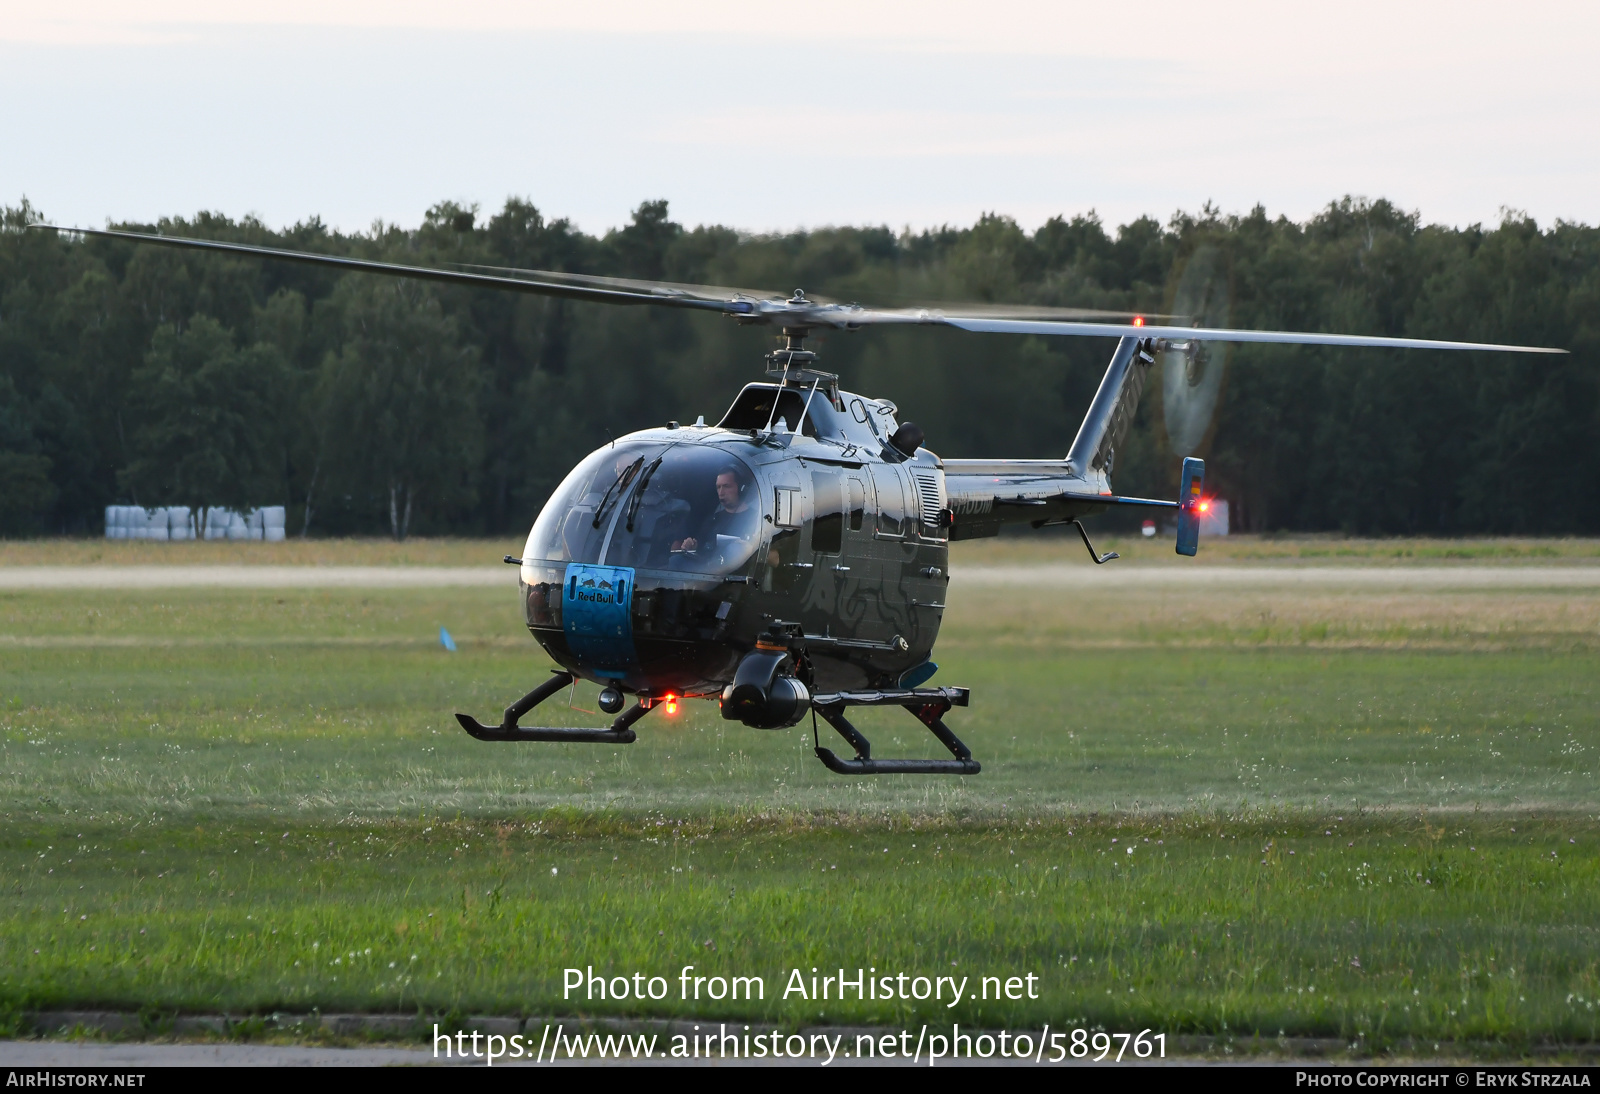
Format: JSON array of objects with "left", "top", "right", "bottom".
[
  {"left": 665, "top": 694, "right": 678, "bottom": 715},
  {"left": 1133, "top": 316, "right": 1144, "bottom": 327}
]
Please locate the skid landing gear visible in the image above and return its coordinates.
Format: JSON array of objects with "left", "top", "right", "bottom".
[
  {"left": 811, "top": 686, "right": 980, "bottom": 775},
  {"left": 455, "top": 670, "right": 649, "bottom": 743}
]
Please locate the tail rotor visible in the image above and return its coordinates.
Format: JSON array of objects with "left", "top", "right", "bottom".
[{"left": 1160, "top": 244, "right": 1234, "bottom": 457}]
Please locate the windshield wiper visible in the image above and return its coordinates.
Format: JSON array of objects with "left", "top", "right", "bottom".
[
  {"left": 591, "top": 456, "right": 643, "bottom": 529},
  {"left": 625, "top": 457, "right": 664, "bottom": 532}
]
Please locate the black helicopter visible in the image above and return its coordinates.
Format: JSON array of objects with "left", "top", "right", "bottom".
[{"left": 34, "top": 224, "right": 1564, "bottom": 776}]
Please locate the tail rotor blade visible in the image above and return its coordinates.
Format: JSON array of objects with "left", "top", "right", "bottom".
[{"left": 1161, "top": 245, "right": 1232, "bottom": 457}]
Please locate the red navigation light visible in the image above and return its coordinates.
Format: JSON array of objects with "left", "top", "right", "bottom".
[
  {"left": 665, "top": 694, "right": 678, "bottom": 715},
  {"left": 1133, "top": 316, "right": 1144, "bottom": 327},
  {"left": 1198, "top": 499, "right": 1211, "bottom": 514}
]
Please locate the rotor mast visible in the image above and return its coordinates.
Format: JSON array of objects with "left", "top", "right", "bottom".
[{"left": 763, "top": 292, "right": 839, "bottom": 399}]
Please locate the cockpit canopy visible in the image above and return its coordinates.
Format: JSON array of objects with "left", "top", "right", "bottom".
[
  {"left": 716, "top": 381, "right": 898, "bottom": 452},
  {"left": 717, "top": 385, "right": 821, "bottom": 436},
  {"left": 524, "top": 441, "right": 762, "bottom": 576}
]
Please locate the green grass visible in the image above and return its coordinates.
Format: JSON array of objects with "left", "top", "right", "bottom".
[
  {"left": 4, "top": 814, "right": 1598, "bottom": 1044},
  {"left": 1, "top": 566, "right": 1598, "bottom": 1047},
  {"left": 3, "top": 584, "right": 1596, "bottom": 816}
]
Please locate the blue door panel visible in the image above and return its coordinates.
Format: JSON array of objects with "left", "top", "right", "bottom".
[{"left": 562, "top": 563, "right": 637, "bottom": 678}]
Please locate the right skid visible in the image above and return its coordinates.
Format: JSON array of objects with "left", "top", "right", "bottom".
[{"left": 810, "top": 686, "right": 980, "bottom": 775}]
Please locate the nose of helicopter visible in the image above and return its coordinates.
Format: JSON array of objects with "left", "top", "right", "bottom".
[
  {"left": 513, "top": 438, "right": 763, "bottom": 696},
  {"left": 520, "top": 561, "right": 745, "bottom": 697}
]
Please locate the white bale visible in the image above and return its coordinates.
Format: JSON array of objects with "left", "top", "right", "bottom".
[
  {"left": 168, "top": 506, "right": 193, "bottom": 541},
  {"left": 246, "top": 508, "right": 265, "bottom": 541},
  {"left": 264, "top": 526, "right": 287, "bottom": 542},
  {"left": 127, "top": 507, "right": 148, "bottom": 540},
  {"left": 204, "top": 507, "right": 231, "bottom": 540},
  {"left": 146, "top": 507, "right": 170, "bottom": 541},
  {"left": 226, "top": 511, "right": 249, "bottom": 540},
  {"left": 261, "top": 505, "right": 287, "bottom": 530},
  {"left": 1199, "top": 499, "right": 1231, "bottom": 537},
  {"left": 104, "top": 506, "right": 118, "bottom": 539}
]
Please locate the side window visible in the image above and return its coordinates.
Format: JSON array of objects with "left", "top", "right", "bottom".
[
  {"left": 847, "top": 477, "right": 866, "bottom": 532},
  {"left": 811, "top": 471, "right": 843, "bottom": 555},
  {"left": 869, "top": 464, "right": 905, "bottom": 537}
]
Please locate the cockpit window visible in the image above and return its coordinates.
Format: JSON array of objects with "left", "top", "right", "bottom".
[
  {"left": 524, "top": 442, "right": 761, "bottom": 576},
  {"left": 525, "top": 443, "right": 663, "bottom": 566}
]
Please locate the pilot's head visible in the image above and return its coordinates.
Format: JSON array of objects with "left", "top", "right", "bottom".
[{"left": 716, "top": 467, "right": 745, "bottom": 511}]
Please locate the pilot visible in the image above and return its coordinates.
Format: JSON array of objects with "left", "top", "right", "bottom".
[{"left": 675, "top": 466, "right": 755, "bottom": 554}]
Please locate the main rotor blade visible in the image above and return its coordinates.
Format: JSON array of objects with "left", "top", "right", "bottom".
[
  {"left": 449, "top": 261, "right": 781, "bottom": 305},
  {"left": 940, "top": 316, "right": 1568, "bottom": 354},
  {"left": 28, "top": 225, "right": 1570, "bottom": 353},
  {"left": 29, "top": 225, "right": 741, "bottom": 315},
  {"left": 826, "top": 304, "right": 1173, "bottom": 326},
  {"left": 451, "top": 264, "right": 1160, "bottom": 323}
]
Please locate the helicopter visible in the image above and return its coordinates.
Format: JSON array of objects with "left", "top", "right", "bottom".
[{"left": 33, "top": 224, "right": 1566, "bottom": 776}]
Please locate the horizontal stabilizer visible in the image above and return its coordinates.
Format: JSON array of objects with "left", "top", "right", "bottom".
[{"left": 1053, "top": 493, "right": 1178, "bottom": 509}]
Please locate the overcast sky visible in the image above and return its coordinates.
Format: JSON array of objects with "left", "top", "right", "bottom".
[{"left": 5, "top": 1, "right": 1597, "bottom": 237}]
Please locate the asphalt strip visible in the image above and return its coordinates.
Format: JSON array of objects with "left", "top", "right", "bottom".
[
  {"left": 956, "top": 565, "right": 1600, "bottom": 588},
  {"left": 0, "top": 1040, "right": 444, "bottom": 1067},
  {"left": 1, "top": 564, "right": 1599, "bottom": 590},
  {"left": 0, "top": 565, "right": 508, "bottom": 589},
  {"left": 0, "top": 1039, "right": 1239, "bottom": 1067}
]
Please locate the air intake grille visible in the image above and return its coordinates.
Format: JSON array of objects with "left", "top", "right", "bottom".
[{"left": 913, "top": 472, "right": 944, "bottom": 528}]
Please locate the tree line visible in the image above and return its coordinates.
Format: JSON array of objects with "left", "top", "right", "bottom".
[{"left": 1, "top": 196, "right": 1595, "bottom": 538}]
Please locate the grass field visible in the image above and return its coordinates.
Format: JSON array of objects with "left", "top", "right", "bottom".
[{"left": 1, "top": 539, "right": 1598, "bottom": 1049}]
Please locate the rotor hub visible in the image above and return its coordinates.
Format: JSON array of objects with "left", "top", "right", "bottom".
[{"left": 765, "top": 325, "right": 838, "bottom": 389}]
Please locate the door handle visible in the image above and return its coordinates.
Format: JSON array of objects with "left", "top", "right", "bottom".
[{"left": 833, "top": 565, "right": 851, "bottom": 573}]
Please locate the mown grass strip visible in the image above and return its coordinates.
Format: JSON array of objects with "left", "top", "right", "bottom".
[{"left": 3, "top": 814, "right": 1597, "bottom": 1045}]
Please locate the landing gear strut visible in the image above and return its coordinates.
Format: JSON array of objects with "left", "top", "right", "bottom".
[
  {"left": 811, "top": 686, "right": 980, "bottom": 775},
  {"left": 456, "top": 673, "right": 980, "bottom": 774},
  {"left": 455, "top": 670, "right": 649, "bottom": 743}
]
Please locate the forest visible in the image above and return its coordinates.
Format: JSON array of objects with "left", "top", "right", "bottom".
[{"left": 1, "top": 196, "right": 1595, "bottom": 538}]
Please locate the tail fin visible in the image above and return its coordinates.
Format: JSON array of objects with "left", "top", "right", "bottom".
[
  {"left": 1064, "top": 337, "right": 1156, "bottom": 488},
  {"left": 1174, "top": 457, "right": 1205, "bottom": 556}
]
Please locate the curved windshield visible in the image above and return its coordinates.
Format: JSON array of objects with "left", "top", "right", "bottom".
[{"left": 525, "top": 441, "right": 761, "bottom": 576}]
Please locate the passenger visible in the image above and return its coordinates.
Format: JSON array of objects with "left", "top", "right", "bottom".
[{"left": 674, "top": 466, "right": 755, "bottom": 554}]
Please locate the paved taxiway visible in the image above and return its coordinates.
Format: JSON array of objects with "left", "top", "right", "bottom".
[{"left": 1, "top": 564, "right": 1598, "bottom": 590}]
